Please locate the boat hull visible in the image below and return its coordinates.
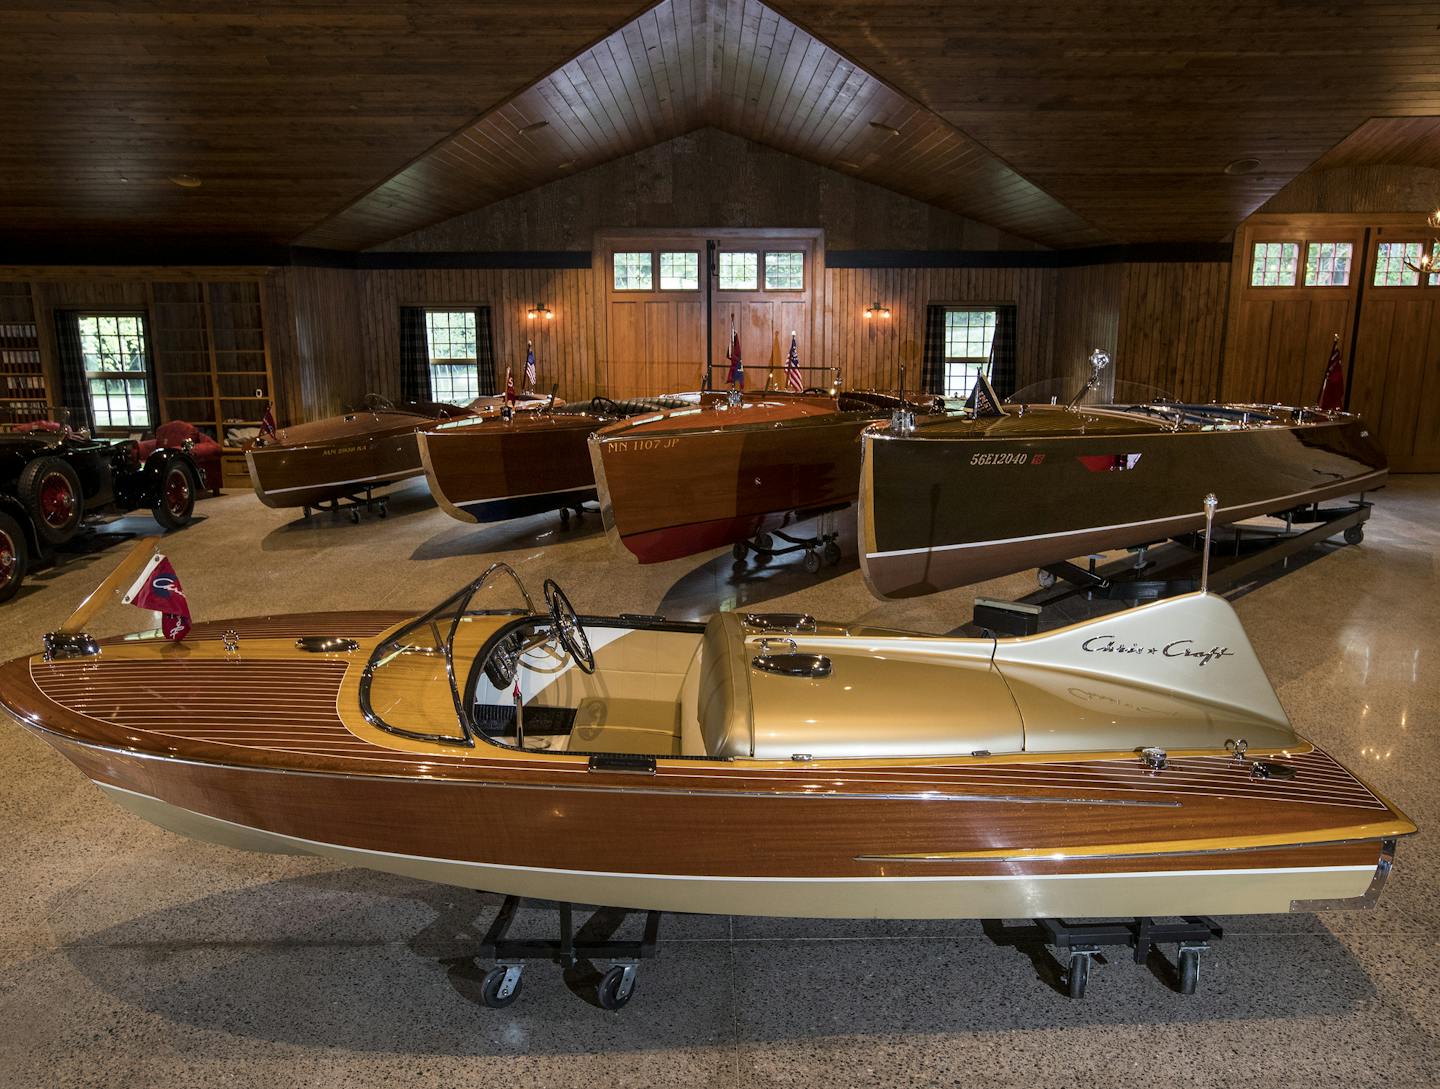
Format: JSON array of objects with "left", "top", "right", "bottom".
[
  {"left": 418, "top": 415, "right": 603, "bottom": 524},
  {"left": 247, "top": 427, "right": 425, "bottom": 509},
  {"left": 861, "top": 413, "right": 1388, "bottom": 597},
  {"left": 591, "top": 406, "right": 872, "bottom": 563}
]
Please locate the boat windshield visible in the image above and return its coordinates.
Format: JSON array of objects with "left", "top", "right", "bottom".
[
  {"left": 1006, "top": 378, "right": 1177, "bottom": 406},
  {"left": 359, "top": 563, "right": 536, "bottom": 745}
]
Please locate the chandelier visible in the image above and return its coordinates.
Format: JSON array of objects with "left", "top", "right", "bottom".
[{"left": 1402, "top": 209, "right": 1440, "bottom": 276}]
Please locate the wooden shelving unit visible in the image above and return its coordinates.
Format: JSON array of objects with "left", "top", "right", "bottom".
[
  {"left": 0, "top": 283, "right": 48, "bottom": 430},
  {"left": 147, "top": 279, "right": 274, "bottom": 489}
]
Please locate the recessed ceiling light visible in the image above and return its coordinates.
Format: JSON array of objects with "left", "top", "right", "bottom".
[
  {"left": 168, "top": 173, "right": 202, "bottom": 188},
  {"left": 868, "top": 121, "right": 901, "bottom": 137},
  {"left": 519, "top": 120, "right": 550, "bottom": 135},
  {"left": 1224, "top": 158, "right": 1262, "bottom": 176}
]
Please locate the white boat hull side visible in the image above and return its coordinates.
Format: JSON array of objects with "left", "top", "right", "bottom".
[{"left": 97, "top": 783, "right": 1378, "bottom": 919}]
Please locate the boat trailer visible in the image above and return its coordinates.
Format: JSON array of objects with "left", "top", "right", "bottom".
[
  {"left": 732, "top": 505, "right": 845, "bottom": 575},
  {"left": 301, "top": 483, "right": 391, "bottom": 524},
  {"left": 471, "top": 899, "right": 1223, "bottom": 1009},
  {"left": 475, "top": 896, "right": 661, "bottom": 1011}
]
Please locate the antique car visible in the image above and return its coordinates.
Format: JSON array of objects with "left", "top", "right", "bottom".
[{"left": 0, "top": 427, "right": 203, "bottom": 603}]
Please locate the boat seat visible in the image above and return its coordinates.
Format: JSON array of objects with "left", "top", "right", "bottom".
[
  {"left": 696, "top": 613, "right": 753, "bottom": 758},
  {"left": 568, "top": 696, "right": 681, "bottom": 756},
  {"left": 676, "top": 641, "right": 706, "bottom": 756}
]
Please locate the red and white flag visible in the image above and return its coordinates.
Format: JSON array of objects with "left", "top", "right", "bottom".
[
  {"left": 725, "top": 323, "right": 744, "bottom": 388},
  {"left": 1317, "top": 334, "right": 1345, "bottom": 411},
  {"left": 258, "top": 401, "right": 277, "bottom": 444},
  {"left": 122, "top": 553, "right": 192, "bottom": 641},
  {"left": 505, "top": 367, "right": 517, "bottom": 405}
]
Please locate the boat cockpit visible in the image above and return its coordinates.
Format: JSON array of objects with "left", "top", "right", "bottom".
[{"left": 357, "top": 564, "right": 1299, "bottom": 765}]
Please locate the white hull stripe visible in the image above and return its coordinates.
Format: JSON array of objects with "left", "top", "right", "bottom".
[
  {"left": 262, "top": 471, "right": 415, "bottom": 495},
  {"left": 867, "top": 470, "right": 1386, "bottom": 559},
  {"left": 97, "top": 784, "right": 1373, "bottom": 885}
]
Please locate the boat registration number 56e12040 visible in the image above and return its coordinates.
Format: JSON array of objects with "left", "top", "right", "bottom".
[{"left": 970, "top": 451, "right": 1045, "bottom": 466}]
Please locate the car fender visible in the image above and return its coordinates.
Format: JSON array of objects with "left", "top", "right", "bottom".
[
  {"left": 0, "top": 493, "right": 44, "bottom": 558},
  {"left": 139, "top": 448, "right": 203, "bottom": 504}
]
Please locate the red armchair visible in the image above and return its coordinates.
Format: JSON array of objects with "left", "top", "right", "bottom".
[{"left": 138, "top": 421, "right": 223, "bottom": 494}]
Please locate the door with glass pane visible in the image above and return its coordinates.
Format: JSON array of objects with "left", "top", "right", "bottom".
[{"left": 599, "top": 230, "right": 822, "bottom": 397}]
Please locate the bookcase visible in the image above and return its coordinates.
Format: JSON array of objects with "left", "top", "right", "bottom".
[
  {"left": 0, "top": 283, "right": 48, "bottom": 430},
  {"left": 148, "top": 279, "right": 274, "bottom": 488}
]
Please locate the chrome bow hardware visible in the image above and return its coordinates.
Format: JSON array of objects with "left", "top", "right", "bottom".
[
  {"left": 751, "top": 637, "right": 832, "bottom": 678},
  {"left": 1227, "top": 738, "right": 1249, "bottom": 763},
  {"left": 1140, "top": 746, "right": 1168, "bottom": 773},
  {"left": 42, "top": 631, "right": 100, "bottom": 661},
  {"left": 221, "top": 629, "right": 240, "bottom": 654}
]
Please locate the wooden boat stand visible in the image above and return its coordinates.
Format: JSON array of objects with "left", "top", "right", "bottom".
[
  {"left": 981, "top": 498, "right": 1373, "bottom": 632},
  {"left": 732, "top": 506, "right": 844, "bottom": 575},
  {"left": 983, "top": 916, "right": 1224, "bottom": 999},
  {"left": 301, "top": 484, "right": 390, "bottom": 524},
  {"left": 476, "top": 896, "right": 662, "bottom": 1011}
]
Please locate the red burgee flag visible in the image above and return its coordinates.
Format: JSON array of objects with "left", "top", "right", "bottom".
[
  {"left": 1317, "top": 334, "right": 1345, "bottom": 411},
  {"left": 725, "top": 323, "right": 744, "bottom": 388},
  {"left": 505, "top": 367, "right": 517, "bottom": 405},
  {"left": 785, "top": 332, "right": 803, "bottom": 392},
  {"left": 122, "top": 553, "right": 192, "bottom": 641}
]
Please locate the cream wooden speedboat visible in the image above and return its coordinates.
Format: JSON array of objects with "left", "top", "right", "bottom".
[{"left": 0, "top": 548, "right": 1413, "bottom": 920}]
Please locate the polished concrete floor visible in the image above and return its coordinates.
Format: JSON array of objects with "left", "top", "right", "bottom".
[{"left": 1, "top": 477, "right": 1436, "bottom": 1088}]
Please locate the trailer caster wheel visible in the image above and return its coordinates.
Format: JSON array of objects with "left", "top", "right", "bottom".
[
  {"left": 1037, "top": 569, "right": 1057, "bottom": 589},
  {"left": 377, "top": 503, "right": 387, "bottom": 519},
  {"left": 1066, "top": 953, "right": 1091, "bottom": 999},
  {"left": 802, "top": 550, "right": 822, "bottom": 575},
  {"left": 732, "top": 541, "right": 748, "bottom": 561},
  {"left": 597, "top": 964, "right": 637, "bottom": 1011},
  {"left": 481, "top": 965, "right": 523, "bottom": 1008},
  {"left": 822, "top": 540, "right": 841, "bottom": 566},
  {"left": 302, "top": 505, "right": 312, "bottom": 518},
  {"left": 1343, "top": 525, "right": 1364, "bottom": 545},
  {"left": 349, "top": 508, "right": 361, "bottom": 525},
  {"left": 1177, "top": 946, "right": 1202, "bottom": 995},
  {"left": 754, "top": 532, "right": 774, "bottom": 552},
  {"left": 560, "top": 508, "right": 571, "bottom": 528}
]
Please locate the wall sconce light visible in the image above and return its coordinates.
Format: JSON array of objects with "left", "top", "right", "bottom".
[
  {"left": 863, "top": 301, "right": 891, "bottom": 320},
  {"left": 527, "top": 303, "right": 553, "bottom": 321}
]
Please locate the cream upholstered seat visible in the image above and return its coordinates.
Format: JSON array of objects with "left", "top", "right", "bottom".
[{"left": 694, "top": 613, "right": 753, "bottom": 758}]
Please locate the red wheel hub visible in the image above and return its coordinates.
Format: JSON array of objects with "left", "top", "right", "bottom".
[
  {"left": 0, "top": 530, "right": 14, "bottom": 589},
  {"left": 39, "top": 473, "right": 76, "bottom": 528},
  {"left": 164, "top": 468, "right": 191, "bottom": 518}
]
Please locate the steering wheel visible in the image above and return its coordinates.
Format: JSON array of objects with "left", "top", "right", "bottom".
[{"left": 543, "top": 578, "right": 595, "bottom": 674}]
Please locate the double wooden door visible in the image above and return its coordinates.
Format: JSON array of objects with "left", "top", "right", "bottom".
[{"left": 598, "top": 230, "right": 823, "bottom": 399}]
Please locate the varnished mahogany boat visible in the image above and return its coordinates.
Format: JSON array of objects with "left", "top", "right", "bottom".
[
  {"left": 246, "top": 393, "right": 554, "bottom": 511},
  {"left": 589, "top": 390, "right": 938, "bottom": 563},
  {"left": 861, "top": 396, "right": 1388, "bottom": 598},
  {"left": 1, "top": 550, "right": 1413, "bottom": 920},
  {"left": 418, "top": 396, "right": 692, "bottom": 525}
]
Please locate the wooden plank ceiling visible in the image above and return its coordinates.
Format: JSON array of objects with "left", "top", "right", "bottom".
[
  {"left": 1303, "top": 116, "right": 1440, "bottom": 173},
  {"left": 301, "top": 0, "right": 1104, "bottom": 250},
  {"left": 771, "top": 0, "right": 1440, "bottom": 244},
  {"left": 0, "top": 1, "right": 648, "bottom": 247}
]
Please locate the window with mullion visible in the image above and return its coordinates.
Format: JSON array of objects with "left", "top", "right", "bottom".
[
  {"left": 1372, "top": 242, "right": 1425, "bottom": 287},
  {"left": 942, "top": 309, "right": 997, "bottom": 399},
  {"left": 1303, "top": 241, "right": 1354, "bottom": 287},
  {"left": 1250, "top": 241, "right": 1300, "bottom": 287},
  {"left": 613, "top": 252, "right": 654, "bottom": 291},
  {"left": 717, "top": 252, "right": 759, "bottom": 291},
  {"left": 423, "top": 310, "right": 479, "bottom": 405},
  {"left": 79, "top": 313, "right": 152, "bottom": 431}
]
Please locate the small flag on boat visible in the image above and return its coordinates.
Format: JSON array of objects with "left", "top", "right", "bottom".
[
  {"left": 505, "top": 367, "right": 517, "bottom": 405},
  {"left": 524, "top": 340, "right": 537, "bottom": 390},
  {"left": 258, "top": 401, "right": 277, "bottom": 444},
  {"left": 121, "top": 553, "right": 192, "bottom": 641},
  {"left": 725, "top": 322, "right": 744, "bottom": 389},
  {"left": 1317, "top": 334, "right": 1345, "bottom": 411},
  {"left": 785, "top": 332, "right": 803, "bottom": 392},
  {"left": 966, "top": 372, "right": 1005, "bottom": 418}
]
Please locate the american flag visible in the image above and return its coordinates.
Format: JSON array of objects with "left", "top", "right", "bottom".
[
  {"left": 524, "top": 340, "right": 536, "bottom": 389},
  {"left": 785, "top": 332, "right": 802, "bottom": 391},
  {"left": 1317, "top": 334, "right": 1344, "bottom": 411},
  {"left": 725, "top": 323, "right": 744, "bottom": 388}
]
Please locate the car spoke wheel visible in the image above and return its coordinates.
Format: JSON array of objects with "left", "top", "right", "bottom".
[
  {"left": 164, "top": 466, "right": 192, "bottom": 519},
  {"left": 0, "top": 513, "right": 28, "bottom": 603},
  {"left": 0, "top": 529, "right": 15, "bottom": 588},
  {"left": 38, "top": 472, "right": 77, "bottom": 529}
]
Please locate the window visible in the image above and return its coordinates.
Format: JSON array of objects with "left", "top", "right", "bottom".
[
  {"left": 1372, "top": 242, "right": 1424, "bottom": 287},
  {"left": 1250, "top": 241, "right": 1300, "bottom": 287},
  {"left": 613, "top": 252, "right": 653, "bottom": 291},
  {"left": 424, "top": 310, "right": 478, "bottom": 405},
  {"left": 79, "top": 314, "right": 151, "bottom": 431},
  {"left": 658, "top": 251, "right": 699, "bottom": 291},
  {"left": 1304, "top": 242, "right": 1353, "bottom": 287},
  {"left": 942, "top": 309, "right": 997, "bottom": 398},
  {"left": 717, "top": 252, "right": 759, "bottom": 290},
  {"left": 764, "top": 251, "right": 804, "bottom": 290}
]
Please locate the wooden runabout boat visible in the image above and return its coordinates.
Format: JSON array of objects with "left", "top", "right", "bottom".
[
  {"left": 246, "top": 393, "right": 553, "bottom": 512},
  {"left": 590, "top": 390, "right": 936, "bottom": 563},
  {"left": 1, "top": 549, "right": 1413, "bottom": 922},
  {"left": 418, "top": 397, "right": 692, "bottom": 525},
  {"left": 860, "top": 401, "right": 1388, "bottom": 598}
]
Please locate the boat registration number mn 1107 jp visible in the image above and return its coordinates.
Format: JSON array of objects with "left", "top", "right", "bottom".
[{"left": 608, "top": 438, "right": 681, "bottom": 453}]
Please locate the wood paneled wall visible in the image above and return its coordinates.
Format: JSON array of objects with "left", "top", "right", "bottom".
[
  {"left": 1117, "top": 261, "right": 1230, "bottom": 403},
  {"left": 1259, "top": 166, "right": 1440, "bottom": 216},
  {"left": 376, "top": 130, "right": 1037, "bottom": 254}
]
